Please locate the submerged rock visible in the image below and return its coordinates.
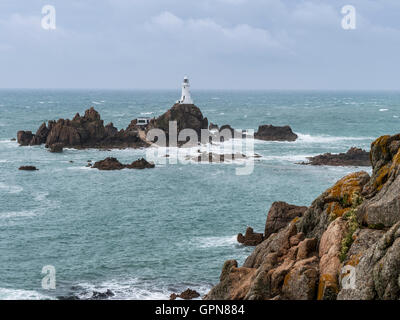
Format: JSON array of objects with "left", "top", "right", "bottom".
[
  {"left": 300, "top": 147, "right": 370, "bottom": 167},
  {"left": 170, "top": 289, "right": 200, "bottom": 300},
  {"left": 18, "top": 166, "right": 38, "bottom": 171},
  {"left": 92, "top": 157, "right": 155, "bottom": 170},
  {"left": 49, "top": 143, "right": 63, "bottom": 153},
  {"left": 90, "top": 289, "right": 115, "bottom": 300},
  {"left": 255, "top": 125, "right": 297, "bottom": 142},
  {"left": 186, "top": 152, "right": 246, "bottom": 163}
]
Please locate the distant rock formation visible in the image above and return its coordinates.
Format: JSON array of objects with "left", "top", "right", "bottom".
[
  {"left": 19, "top": 166, "right": 38, "bottom": 171},
  {"left": 17, "top": 107, "right": 149, "bottom": 150},
  {"left": 186, "top": 152, "right": 247, "bottom": 163},
  {"left": 170, "top": 289, "right": 200, "bottom": 300},
  {"left": 300, "top": 147, "right": 370, "bottom": 167},
  {"left": 255, "top": 125, "right": 298, "bottom": 142},
  {"left": 91, "top": 157, "right": 155, "bottom": 170}
]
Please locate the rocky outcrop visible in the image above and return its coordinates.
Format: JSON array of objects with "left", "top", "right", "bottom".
[
  {"left": 237, "top": 227, "right": 264, "bottom": 246},
  {"left": 255, "top": 125, "right": 297, "bottom": 142},
  {"left": 146, "top": 103, "right": 208, "bottom": 145},
  {"left": 92, "top": 157, "right": 155, "bottom": 170},
  {"left": 49, "top": 143, "right": 63, "bottom": 153},
  {"left": 264, "top": 202, "right": 307, "bottom": 239},
  {"left": 186, "top": 152, "right": 247, "bottom": 163},
  {"left": 17, "top": 107, "right": 149, "bottom": 150},
  {"left": 300, "top": 147, "right": 370, "bottom": 167},
  {"left": 205, "top": 131, "right": 400, "bottom": 300},
  {"left": 170, "top": 289, "right": 200, "bottom": 300},
  {"left": 357, "top": 134, "right": 400, "bottom": 228},
  {"left": 19, "top": 166, "right": 38, "bottom": 171}
]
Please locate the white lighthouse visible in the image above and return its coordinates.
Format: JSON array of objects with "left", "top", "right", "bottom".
[{"left": 178, "top": 76, "right": 193, "bottom": 104}]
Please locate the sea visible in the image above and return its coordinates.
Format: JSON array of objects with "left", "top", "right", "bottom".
[{"left": 0, "top": 89, "right": 399, "bottom": 299}]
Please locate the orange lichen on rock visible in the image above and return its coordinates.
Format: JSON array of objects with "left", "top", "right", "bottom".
[
  {"left": 325, "top": 172, "right": 367, "bottom": 219},
  {"left": 372, "top": 135, "right": 390, "bottom": 157},
  {"left": 317, "top": 274, "right": 338, "bottom": 300}
]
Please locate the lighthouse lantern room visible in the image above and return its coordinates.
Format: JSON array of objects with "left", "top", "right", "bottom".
[{"left": 178, "top": 76, "right": 193, "bottom": 105}]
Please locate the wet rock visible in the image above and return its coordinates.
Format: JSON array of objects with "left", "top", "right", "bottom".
[
  {"left": 255, "top": 125, "right": 297, "bottom": 142},
  {"left": 170, "top": 289, "right": 200, "bottom": 300},
  {"left": 237, "top": 227, "right": 264, "bottom": 246},
  {"left": 18, "top": 166, "right": 38, "bottom": 171},
  {"left": 49, "top": 143, "right": 64, "bottom": 153},
  {"left": 90, "top": 289, "right": 115, "bottom": 300},
  {"left": 10, "top": 138, "right": 16, "bottom": 141},
  {"left": 209, "top": 123, "right": 219, "bottom": 130},
  {"left": 17, "top": 130, "right": 34, "bottom": 146},
  {"left": 300, "top": 147, "right": 370, "bottom": 167},
  {"left": 92, "top": 157, "right": 155, "bottom": 170},
  {"left": 186, "top": 152, "right": 246, "bottom": 163},
  {"left": 264, "top": 202, "right": 307, "bottom": 239}
]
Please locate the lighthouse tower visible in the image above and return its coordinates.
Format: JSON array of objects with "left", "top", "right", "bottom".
[{"left": 178, "top": 76, "right": 193, "bottom": 104}]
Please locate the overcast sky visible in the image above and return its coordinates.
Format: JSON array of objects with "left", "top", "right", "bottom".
[{"left": 0, "top": 0, "right": 399, "bottom": 90}]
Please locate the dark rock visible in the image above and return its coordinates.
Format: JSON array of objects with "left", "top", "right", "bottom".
[
  {"left": 186, "top": 152, "right": 246, "bottom": 163},
  {"left": 18, "top": 107, "right": 149, "bottom": 149},
  {"left": 301, "top": 147, "right": 370, "bottom": 167},
  {"left": 92, "top": 157, "right": 125, "bottom": 170},
  {"left": 92, "top": 157, "right": 155, "bottom": 170},
  {"left": 146, "top": 103, "right": 208, "bottom": 145},
  {"left": 209, "top": 122, "right": 219, "bottom": 130},
  {"left": 49, "top": 143, "right": 64, "bottom": 153},
  {"left": 17, "top": 130, "right": 34, "bottom": 146},
  {"left": 255, "top": 125, "right": 297, "bottom": 142},
  {"left": 126, "top": 158, "right": 155, "bottom": 169},
  {"left": 90, "top": 289, "right": 114, "bottom": 300},
  {"left": 237, "top": 227, "right": 264, "bottom": 246},
  {"left": 19, "top": 166, "right": 38, "bottom": 171},
  {"left": 170, "top": 289, "right": 200, "bottom": 300},
  {"left": 10, "top": 138, "right": 16, "bottom": 141},
  {"left": 264, "top": 202, "right": 307, "bottom": 239}
]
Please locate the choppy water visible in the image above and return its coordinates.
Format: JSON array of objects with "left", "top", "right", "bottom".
[{"left": 1, "top": 90, "right": 399, "bottom": 299}]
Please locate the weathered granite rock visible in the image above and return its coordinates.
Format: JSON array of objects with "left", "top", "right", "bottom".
[
  {"left": 19, "top": 166, "right": 38, "bottom": 171},
  {"left": 255, "top": 125, "right": 297, "bottom": 142},
  {"left": 170, "top": 289, "right": 200, "bottom": 300},
  {"left": 237, "top": 227, "right": 264, "bottom": 246},
  {"left": 301, "top": 147, "right": 370, "bottom": 167},
  {"left": 92, "top": 157, "right": 155, "bottom": 170},
  {"left": 357, "top": 134, "right": 400, "bottom": 227},
  {"left": 299, "top": 171, "right": 370, "bottom": 241},
  {"left": 264, "top": 202, "right": 307, "bottom": 239},
  {"left": 337, "top": 221, "right": 400, "bottom": 300},
  {"left": 17, "top": 107, "right": 149, "bottom": 150}
]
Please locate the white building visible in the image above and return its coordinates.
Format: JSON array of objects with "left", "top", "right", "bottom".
[{"left": 177, "top": 76, "right": 193, "bottom": 104}]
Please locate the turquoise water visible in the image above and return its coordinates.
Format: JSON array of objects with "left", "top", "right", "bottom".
[{"left": 1, "top": 90, "right": 399, "bottom": 299}]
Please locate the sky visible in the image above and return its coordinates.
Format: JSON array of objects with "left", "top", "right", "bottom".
[{"left": 0, "top": 0, "right": 399, "bottom": 90}]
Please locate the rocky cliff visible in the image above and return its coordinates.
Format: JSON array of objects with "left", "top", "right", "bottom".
[{"left": 205, "top": 133, "right": 400, "bottom": 300}]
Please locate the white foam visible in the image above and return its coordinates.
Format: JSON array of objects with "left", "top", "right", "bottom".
[
  {"left": 195, "top": 235, "right": 238, "bottom": 248},
  {"left": 91, "top": 101, "right": 102, "bottom": 105},
  {"left": 296, "top": 133, "right": 373, "bottom": 144},
  {"left": 0, "top": 182, "right": 23, "bottom": 194},
  {"left": 379, "top": 108, "right": 389, "bottom": 112},
  {"left": 140, "top": 112, "right": 154, "bottom": 115},
  {"left": 0, "top": 288, "right": 53, "bottom": 300},
  {"left": 72, "top": 278, "right": 210, "bottom": 300},
  {"left": 0, "top": 210, "right": 36, "bottom": 219}
]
